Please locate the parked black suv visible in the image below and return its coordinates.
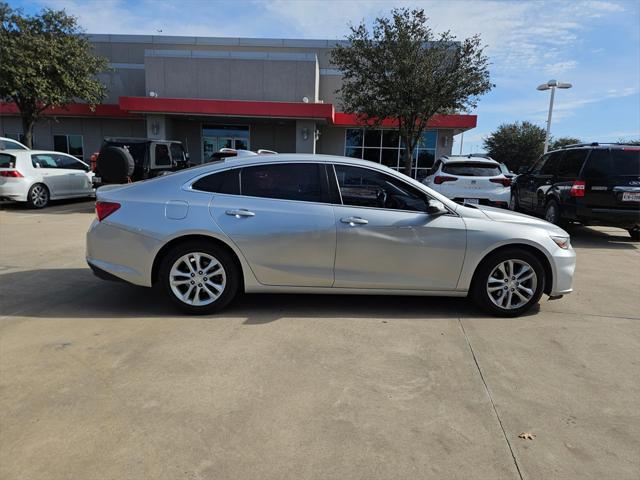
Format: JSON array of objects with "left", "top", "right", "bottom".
[
  {"left": 511, "top": 143, "right": 640, "bottom": 240},
  {"left": 93, "top": 137, "right": 190, "bottom": 187}
]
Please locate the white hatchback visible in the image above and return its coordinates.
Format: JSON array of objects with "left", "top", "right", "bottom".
[
  {"left": 0, "top": 150, "right": 94, "bottom": 208},
  {"left": 423, "top": 156, "right": 511, "bottom": 208}
]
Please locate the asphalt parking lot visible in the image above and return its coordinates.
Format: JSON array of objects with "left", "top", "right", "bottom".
[{"left": 0, "top": 199, "right": 639, "bottom": 480}]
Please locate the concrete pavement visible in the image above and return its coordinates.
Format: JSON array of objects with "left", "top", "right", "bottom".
[{"left": 1, "top": 200, "right": 639, "bottom": 480}]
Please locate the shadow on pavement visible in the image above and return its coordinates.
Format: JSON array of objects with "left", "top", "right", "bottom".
[
  {"left": 565, "top": 225, "right": 638, "bottom": 250},
  {"left": 0, "top": 198, "right": 95, "bottom": 214},
  {"left": 0, "top": 267, "right": 493, "bottom": 322}
]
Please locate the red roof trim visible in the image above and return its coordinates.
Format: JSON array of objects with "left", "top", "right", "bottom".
[
  {"left": 0, "top": 102, "right": 137, "bottom": 118},
  {"left": 119, "top": 96, "right": 335, "bottom": 120},
  {"left": 1, "top": 98, "right": 477, "bottom": 130},
  {"left": 333, "top": 112, "right": 477, "bottom": 129}
]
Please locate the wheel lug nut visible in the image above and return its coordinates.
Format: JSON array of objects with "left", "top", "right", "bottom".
[
  {"left": 504, "top": 279, "right": 508, "bottom": 282},
  {"left": 198, "top": 271, "right": 203, "bottom": 274},
  {"left": 511, "top": 288, "right": 515, "bottom": 292},
  {"left": 198, "top": 283, "right": 202, "bottom": 287},
  {"left": 190, "top": 280, "right": 195, "bottom": 284},
  {"left": 511, "top": 276, "right": 515, "bottom": 280},
  {"left": 504, "top": 286, "right": 508, "bottom": 290},
  {"left": 203, "top": 277, "right": 208, "bottom": 281},
  {"left": 191, "top": 273, "right": 195, "bottom": 277}
]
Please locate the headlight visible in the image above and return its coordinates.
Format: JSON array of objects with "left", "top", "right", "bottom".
[{"left": 550, "top": 235, "right": 570, "bottom": 249}]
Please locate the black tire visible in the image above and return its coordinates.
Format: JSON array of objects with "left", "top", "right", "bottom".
[
  {"left": 629, "top": 227, "right": 640, "bottom": 241},
  {"left": 544, "top": 199, "right": 565, "bottom": 226},
  {"left": 159, "top": 241, "right": 240, "bottom": 314},
  {"left": 471, "top": 248, "right": 546, "bottom": 317},
  {"left": 27, "top": 183, "right": 49, "bottom": 209},
  {"left": 509, "top": 189, "right": 519, "bottom": 211},
  {"left": 96, "top": 146, "right": 135, "bottom": 183}
]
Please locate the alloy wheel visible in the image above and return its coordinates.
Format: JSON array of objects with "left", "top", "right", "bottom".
[
  {"left": 545, "top": 203, "right": 558, "bottom": 223},
  {"left": 169, "top": 252, "right": 226, "bottom": 306},
  {"left": 486, "top": 259, "right": 537, "bottom": 310},
  {"left": 30, "top": 185, "right": 48, "bottom": 208}
]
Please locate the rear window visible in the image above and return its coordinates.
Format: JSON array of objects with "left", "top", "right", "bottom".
[
  {"left": 192, "top": 168, "right": 240, "bottom": 194},
  {"left": 583, "top": 149, "right": 640, "bottom": 178},
  {"left": 442, "top": 162, "right": 501, "bottom": 177},
  {"left": 0, "top": 153, "right": 16, "bottom": 168}
]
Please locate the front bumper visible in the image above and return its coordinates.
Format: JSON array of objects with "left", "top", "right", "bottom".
[
  {"left": 86, "top": 219, "right": 162, "bottom": 287},
  {"left": 549, "top": 245, "right": 576, "bottom": 296}
]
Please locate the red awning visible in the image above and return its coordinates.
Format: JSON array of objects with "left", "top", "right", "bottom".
[{"left": 1, "top": 97, "right": 477, "bottom": 131}]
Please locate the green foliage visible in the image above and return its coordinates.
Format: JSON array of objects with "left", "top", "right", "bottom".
[
  {"left": 0, "top": 3, "right": 108, "bottom": 147},
  {"left": 619, "top": 138, "right": 640, "bottom": 145},
  {"left": 483, "top": 121, "right": 546, "bottom": 172},
  {"left": 331, "top": 8, "right": 493, "bottom": 175},
  {"left": 549, "top": 137, "right": 581, "bottom": 151}
]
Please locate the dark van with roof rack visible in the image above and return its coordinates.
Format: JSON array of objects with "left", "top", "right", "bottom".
[{"left": 510, "top": 143, "right": 640, "bottom": 240}]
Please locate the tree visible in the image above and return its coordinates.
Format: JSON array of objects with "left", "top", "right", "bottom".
[
  {"left": 619, "top": 138, "right": 640, "bottom": 145},
  {"left": 549, "top": 137, "right": 581, "bottom": 150},
  {"left": 483, "top": 121, "right": 546, "bottom": 172},
  {"left": 0, "top": 3, "right": 108, "bottom": 148},
  {"left": 331, "top": 8, "right": 493, "bottom": 176}
]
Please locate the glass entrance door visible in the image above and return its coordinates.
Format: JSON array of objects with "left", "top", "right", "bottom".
[{"left": 202, "top": 125, "right": 250, "bottom": 161}]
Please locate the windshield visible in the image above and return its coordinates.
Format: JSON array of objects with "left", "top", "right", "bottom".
[{"left": 442, "top": 162, "right": 501, "bottom": 177}]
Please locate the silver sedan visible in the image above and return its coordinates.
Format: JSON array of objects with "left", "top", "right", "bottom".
[{"left": 86, "top": 154, "right": 576, "bottom": 316}]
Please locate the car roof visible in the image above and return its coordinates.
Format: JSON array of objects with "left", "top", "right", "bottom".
[
  {"left": 104, "top": 137, "right": 181, "bottom": 144},
  {"left": 440, "top": 156, "right": 499, "bottom": 165}
]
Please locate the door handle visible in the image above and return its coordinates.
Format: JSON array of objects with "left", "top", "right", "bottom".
[
  {"left": 226, "top": 209, "right": 255, "bottom": 218},
  {"left": 341, "top": 216, "right": 368, "bottom": 225}
]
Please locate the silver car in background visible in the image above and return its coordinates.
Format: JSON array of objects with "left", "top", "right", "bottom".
[{"left": 86, "top": 154, "right": 576, "bottom": 317}]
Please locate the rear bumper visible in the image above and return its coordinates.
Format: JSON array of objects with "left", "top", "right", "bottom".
[
  {"left": 433, "top": 185, "right": 511, "bottom": 207},
  {"left": 577, "top": 207, "right": 640, "bottom": 228},
  {"left": 86, "top": 219, "right": 161, "bottom": 287},
  {"left": 0, "top": 179, "right": 30, "bottom": 202}
]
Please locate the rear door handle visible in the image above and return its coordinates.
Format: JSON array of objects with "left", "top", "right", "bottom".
[
  {"left": 226, "top": 209, "right": 255, "bottom": 218},
  {"left": 341, "top": 216, "right": 368, "bottom": 225}
]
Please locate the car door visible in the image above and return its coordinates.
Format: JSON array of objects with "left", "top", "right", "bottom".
[
  {"left": 30, "top": 153, "right": 69, "bottom": 197},
  {"left": 521, "top": 152, "right": 562, "bottom": 212},
  {"left": 554, "top": 149, "right": 589, "bottom": 219},
  {"left": 208, "top": 162, "right": 336, "bottom": 287},
  {"left": 56, "top": 154, "right": 93, "bottom": 196},
  {"left": 331, "top": 164, "right": 466, "bottom": 291}
]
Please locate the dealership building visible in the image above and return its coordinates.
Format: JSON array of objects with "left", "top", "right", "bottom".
[{"left": 0, "top": 34, "right": 477, "bottom": 179}]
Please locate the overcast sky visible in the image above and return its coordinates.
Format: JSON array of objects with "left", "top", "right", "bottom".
[{"left": 12, "top": 0, "right": 640, "bottom": 153}]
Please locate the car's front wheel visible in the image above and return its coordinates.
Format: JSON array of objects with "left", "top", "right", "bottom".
[
  {"left": 472, "top": 248, "right": 545, "bottom": 317},
  {"left": 629, "top": 227, "right": 640, "bottom": 241},
  {"left": 544, "top": 199, "right": 564, "bottom": 226},
  {"left": 159, "top": 241, "right": 240, "bottom": 314},
  {"left": 509, "top": 189, "right": 519, "bottom": 211}
]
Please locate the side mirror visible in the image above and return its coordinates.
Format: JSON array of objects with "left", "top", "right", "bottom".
[
  {"left": 427, "top": 199, "right": 448, "bottom": 215},
  {"left": 517, "top": 166, "right": 529, "bottom": 174}
]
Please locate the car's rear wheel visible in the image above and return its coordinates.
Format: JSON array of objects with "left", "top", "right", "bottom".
[
  {"left": 629, "top": 227, "right": 640, "bottom": 241},
  {"left": 472, "top": 248, "right": 545, "bottom": 317},
  {"left": 27, "top": 183, "right": 49, "bottom": 209},
  {"left": 544, "top": 199, "right": 564, "bottom": 226},
  {"left": 509, "top": 189, "right": 519, "bottom": 211},
  {"left": 159, "top": 241, "right": 239, "bottom": 314}
]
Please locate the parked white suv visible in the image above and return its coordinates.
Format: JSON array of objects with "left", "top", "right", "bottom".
[
  {"left": 423, "top": 155, "right": 511, "bottom": 208},
  {"left": 0, "top": 150, "right": 94, "bottom": 208}
]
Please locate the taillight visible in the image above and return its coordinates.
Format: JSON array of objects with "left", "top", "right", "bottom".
[
  {"left": 570, "top": 180, "right": 586, "bottom": 197},
  {"left": 0, "top": 170, "right": 23, "bottom": 177},
  {"left": 434, "top": 175, "right": 457, "bottom": 185},
  {"left": 95, "top": 201, "right": 121, "bottom": 221},
  {"left": 490, "top": 177, "right": 512, "bottom": 187}
]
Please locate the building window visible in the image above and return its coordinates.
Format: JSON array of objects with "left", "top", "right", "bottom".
[
  {"left": 4, "top": 133, "right": 28, "bottom": 145},
  {"left": 344, "top": 128, "right": 437, "bottom": 180},
  {"left": 202, "top": 125, "right": 250, "bottom": 161},
  {"left": 53, "top": 134, "right": 84, "bottom": 160}
]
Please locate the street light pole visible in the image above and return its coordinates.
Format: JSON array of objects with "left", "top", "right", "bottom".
[{"left": 537, "top": 79, "right": 572, "bottom": 153}]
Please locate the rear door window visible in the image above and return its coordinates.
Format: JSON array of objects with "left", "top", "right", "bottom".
[
  {"left": 557, "top": 149, "right": 588, "bottom": 178},
  {"left": 241, "top": 163, "right": 325, "bottom": 203},
  {"left": 0, "top": 154, "right": 16, "bottom": 168},
  {"left": 442, "top": 162, "right": 501, "bottom": 177},
  {"left": 192, "top": 168, "right": 240, "bottom": 195}
]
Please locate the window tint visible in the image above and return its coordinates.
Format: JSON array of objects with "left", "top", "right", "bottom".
[
  {"left": 0, "top": 153, "right": 16, "bottom": 168},
  {"left": 334, "top": 164, "right": 429, "bottom": 212},
  {"left": 154, "top": 144, "right": 171, "bottom": 166},
  {"left": 529, "top": 155, "right": 548, "bottom": 175},
  {"left": 31, "top": 154, "right": 59, "bottom": 169},
  {"left": 442, "top": 162, "right": 501, "bottom": 177},
  {"left": 540, "top": 152, "right": 562, "bottom": 175},
  {"left": 241, "top": 163, "right": 324, "bottom": 203},
  {"left": 557, "top": 149, "right": 588, "bottom": 177},
  {"left": 170, "top": 143, "right": 184, "bottom": 162},
  {"left": 57, "top": 154, "right": 87, "bottom": 170},
  {"left": 584, "top": 149, "right": 640, "bottom": 177},
  {"left": 192, "top": 169, "right": 240, "bottom": 195}
]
